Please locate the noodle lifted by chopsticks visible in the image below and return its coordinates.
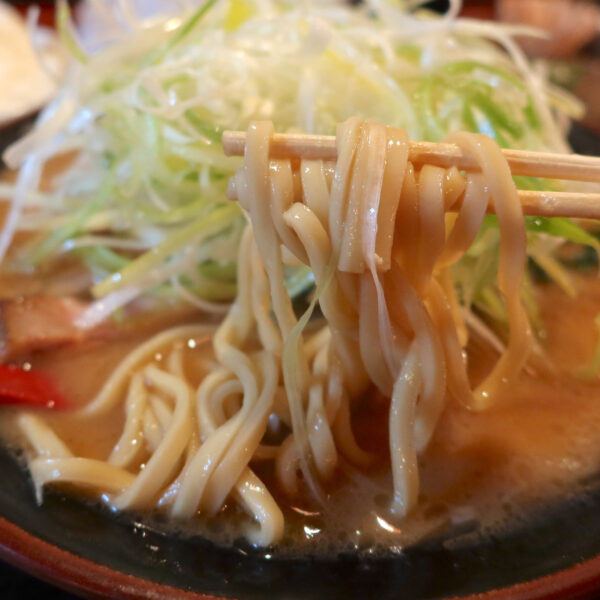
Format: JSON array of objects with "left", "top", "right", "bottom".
[{"left": 20, "top": 119, "right": 532, "bottom": 545}]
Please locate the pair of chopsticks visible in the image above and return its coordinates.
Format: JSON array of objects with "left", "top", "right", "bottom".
[{"left": 222, "top": 131, "right": 600, "bottom": 220}]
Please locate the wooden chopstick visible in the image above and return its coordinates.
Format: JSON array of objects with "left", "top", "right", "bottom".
[
  {"left": 510, "top": 191, "right": 600, "bottom": 219},
  {"left": 226, "top": 176, "right": 600, "bottom": 219},
  {"left": 222, "top": 130, "right": 600, "bottom": 183},
  {"left": 223, "top": 130, "right": 600, "bottom": 219}
]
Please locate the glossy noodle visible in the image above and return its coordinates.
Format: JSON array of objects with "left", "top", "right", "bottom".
[{"left": 17, "top": 119, "right": 532, "bottom": 546}]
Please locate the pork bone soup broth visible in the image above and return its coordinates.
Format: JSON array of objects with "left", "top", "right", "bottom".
[
  {"left": 0, "top": 0, "right": 599, "bottom": 555},
  {"left": 2, "top": 272, "right": 600, "bottom": 552}
]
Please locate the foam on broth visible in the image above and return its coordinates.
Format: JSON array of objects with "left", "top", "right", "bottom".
[{"left": 1, "top": 273, "right": 600, "bottom": 555}]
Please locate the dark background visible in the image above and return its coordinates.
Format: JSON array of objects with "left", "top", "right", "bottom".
[
  {"left": 0, "top": 561, "right": 77, "bottom": 599},
  {"left": 4, "top": 0, "right": 497, "bottom": 25}
]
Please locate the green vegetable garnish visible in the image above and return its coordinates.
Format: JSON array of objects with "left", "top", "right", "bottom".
[{"left": 1, "top": 0, "right": 587, "bottom": 328}]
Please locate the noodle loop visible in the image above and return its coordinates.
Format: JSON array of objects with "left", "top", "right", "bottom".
[{"left": 19, "top": 119, "right": 531, "bottom": 544}]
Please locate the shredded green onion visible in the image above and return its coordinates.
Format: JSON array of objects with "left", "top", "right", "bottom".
[
  {"left": 56, "top": 0, "right": 88, "bottom": 64},
  {"left": 1, "top": 0, "right": 590, "bottom": 325},
  {"left": 92, "top": 203, "right": 240, "bottom": 297}
]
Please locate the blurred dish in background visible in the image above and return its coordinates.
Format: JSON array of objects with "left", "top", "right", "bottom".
[
  {"left": 496, "top": 0, "right": 600, "bottom": 135},
  {"left": 497, "top": 0, "right": 600, "bottom": 58},
  {"left": 0, "top": 2, "right": 66, "bottom": 127}
]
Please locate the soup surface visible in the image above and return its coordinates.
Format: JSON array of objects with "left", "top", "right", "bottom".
[{"left": 1, "top": 270, "right": 600, "bottom": 555}]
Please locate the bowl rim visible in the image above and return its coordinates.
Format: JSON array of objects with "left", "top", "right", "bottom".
[{"left": 0, "top": 516, "right": 600, "bottom": 600}]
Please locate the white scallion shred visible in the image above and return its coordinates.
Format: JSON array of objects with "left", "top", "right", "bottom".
[{"left": 0, "top": 0, "right": 587, "bottom": 325}]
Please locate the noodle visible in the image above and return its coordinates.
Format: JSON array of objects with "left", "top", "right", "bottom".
[{"left": 17, "top": 119, "right": 531, "bottom": 545}]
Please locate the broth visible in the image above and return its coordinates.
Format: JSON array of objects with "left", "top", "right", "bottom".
[{"left": 1, "top": 272, "right": 600, "bottom": 554}]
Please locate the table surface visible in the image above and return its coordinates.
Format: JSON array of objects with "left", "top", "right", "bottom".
[{"left": 0, "top": 559, "right": 78, "bottom": 599}]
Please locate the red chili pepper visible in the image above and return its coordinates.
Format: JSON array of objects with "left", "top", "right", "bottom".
[{"left": 0, "top": 365, "right": 69, "bottom": 409}]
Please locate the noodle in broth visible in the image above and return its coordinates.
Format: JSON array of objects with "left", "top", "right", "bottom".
[{"left": 11, "top": 119, "right": 540, "bottom": 547}]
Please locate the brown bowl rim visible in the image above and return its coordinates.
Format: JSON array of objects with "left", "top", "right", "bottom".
[{"left": 0, "top": 516, "right": 599, "bottom": 600}]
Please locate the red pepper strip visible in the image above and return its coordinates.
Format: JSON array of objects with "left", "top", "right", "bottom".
[{"left": 0, "top": 365, "right": 69, "bottom": 409}]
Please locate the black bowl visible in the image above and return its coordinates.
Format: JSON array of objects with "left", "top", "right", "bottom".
[{"left": 2, "top": 439, "right": 600, "bottom": 600}]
